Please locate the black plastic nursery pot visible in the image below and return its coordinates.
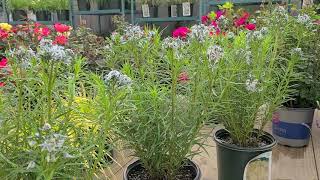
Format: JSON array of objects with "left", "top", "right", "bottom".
[
  {"left": 77, "top": 0, "right": 91, "bottom": 11},
  {"left": 57, "top": 10, "right": 70, "bottom": 21},
  {"left": 12, "top": 10, "right": 28, "bottom": 21},
  {"left": 35, "top": 11, "right": 52, "bottom": 21},
  {"left": 272, "top": 108, "right": 315, "bottom": 147},
  {"left": 98, "top": 0, "right": 121, "bottom": 10},
  {"left": 123, "top": 159, "right": 201, "bottom": 180},
  {"left": 214, "top": 129, "right": 276, "bottom": 180}
]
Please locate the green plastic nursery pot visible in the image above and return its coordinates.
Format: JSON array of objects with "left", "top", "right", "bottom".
[
  {"left": 214, "top": 129, "right": 276, "bottom": 180},
  {"left": 272, "top": 108, "right": 315, "bottom": 147},
  {"left": 123, "top": 159, "right": 201, "bottom": 180}
]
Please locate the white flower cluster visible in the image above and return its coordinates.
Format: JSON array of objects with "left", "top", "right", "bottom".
[
  {"left": 38, "top": 39, "right": 74, "bottom": 64},
  {"left": 245, "top": 75, "right": 262, "bottom": 92},
  {"left": 207, "top": 45, "right": 224, "bottom": 65},
  {"left": 297, "top": 14, "right": 311, "bottom": 24},
  {"left": 123, "top": 24, "right": 144, "bottom": 41},
  {"left": 9, "top": 47, "right": 37, "bottom": 68},
  {"left": 104, "top": 70, "right": 132, "bottom": 87},
  {"left": 162, "top": 37, "right": 186, "bottom": 49},
  {"left": 290, "top": 47, "right": 303, "bottom": 57},
  {"left": 273, "top": 6, "right": 289, "bottom": 21},
  {"left": 246, "top": 27, "right": 268, "bottom": 41},
  {"left": 189, "top": 24, "right": 213, "bottom": 42}
]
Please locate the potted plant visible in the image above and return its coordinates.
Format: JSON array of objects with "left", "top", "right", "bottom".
[
  {"left": 109, "top": 26, "right": 215, "bottom": 180},
  {"left": 48, "top": 0, "right": 70, "bottom": 21},
  {"left": 168, "top": 0, "right": 181, "bottom": 17},
  {"left": 138, "top": 0, "right": 160, "bottom": 18},
  {"left": 30, "top": 0, "right": 52, "bottom": 21},
  {"left": 77, "top": 0, "right": 91, "bottom": 11},
  {"left": 6, "top": 0, "right": 30, "bottom": 21},
  {"left": 211, "top": 29, "right": 298, "bottom": 179},
  {"left": 260, "top": 6, "right": 320, "bottom": 147}
]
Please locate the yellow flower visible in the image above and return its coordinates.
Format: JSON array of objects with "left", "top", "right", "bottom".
[
  {"left": 0, "top": 23, "right": 12, "bottom": 32},
  {"left": 222, "top": 2, "right": 234, "bottom": 9}
]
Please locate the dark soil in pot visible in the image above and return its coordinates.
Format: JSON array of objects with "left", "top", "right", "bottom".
[
  {"left": 35, "top": 11, "right": 52, "bottom": 21},
  {"left": 12, "top": 10, "right": 27, "bottom": 21},
  {"left": 177, "top": 4, "right": 183, "bottom": 17},
  {"left": 98, "top": 0, "right": 121, "bottom": 10},
  {"left": 77, "top": 0, "right": 91, "bottom": 11},
  {"left": 57, "top": 10, "right": 69, "bottom": 21},
  {"left": 124, "top": 159, "right": 201, "bottom": 180},
  {"left": 214, "top": 129, "right": 276, "bottom": 180}
]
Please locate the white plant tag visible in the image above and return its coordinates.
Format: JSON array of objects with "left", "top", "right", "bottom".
[
  {"left": 243, "top": 152, "right": 272, "bottom": 180},
  {"left": 171, "top": 5, "right": 177, "bottom": 17},
  {"left": 142, "top": 4, "right": 150, "bottom": 18},
  {"left": 9, "top": 13, "right": 13, "bottom": 21},
  {"left": 27, "top": 11, "right": 36, "bottom": 21},
  {"left": 182, "top": 2, "right": 191, "bottom": 16}
]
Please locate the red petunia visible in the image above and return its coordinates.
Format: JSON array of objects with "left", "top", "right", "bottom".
[
  {"left": 0, "top": 30, "right": 9, "bottom": 39},
  {"left": 211, "top": 21, "right": 218, "bottom": 28},
  {"left": 41, "top": 27, "right": 51, "bottom": 36},
  {"left": 178, "top": 72, "right": 190, "bottom": 83},
  {"left": 245, "top": 23, "right": 256, "bottom": 31},
  {"left": 234, "top": 17, "right": 247, "bottom": 27},
  {"left": 0, "top": 58, "right": 8, "bottom": 68},
  {"left": 172, "top": 27, "right": 190, "bottom": 39},
  {"left": 54, "top": 23, "right": 71, "bottom": 33},
  {"left": 201, "top": 15, "right": 209, "bottom": 24},
  {"left": 53, "top": 35, "right": 68, "bottom": 45},
  {"left": 0, "top": 82, "right": 5, "bottom": 87}
]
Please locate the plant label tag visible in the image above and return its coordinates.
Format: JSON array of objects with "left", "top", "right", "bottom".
[
  {"left": 27, "top": 11, "right": 36, "bottom": 21},
  {"left": 171, "top": 5, "right": 177, "bottom": 17},
  {"left": 243, "top": 152, "right": 272, "bottom": 180},
  {"left": 182, "top": 2, "right": 191, "bottom": 16},
  {"left": 142, "top": 4, "right": 150, "bottom": 18},
  {"left": 9, "top": 13, "right": 13, "bottom": 21}
]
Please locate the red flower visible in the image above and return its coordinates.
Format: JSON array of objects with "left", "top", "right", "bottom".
[
  {"left": 53, "top": 35, "right": 68, "bottom": 45},
  {"left": 172, "top": 27, "right": 190, "bottom": 39},
  {"left": 211, "top": 21, "right": 218, "bottom": 28},
  {"left": 242, "top": 12, "right": 250, "bottom": 20},
  {"left": 178, "top": 72, "right": 190, "bottom": 83},
  {"left": 41, "top": 27, "right": 51, "bottom": 36},
  {"left": 0, "top": 30, "right": 9, "bottom": 39},
  {"left": 54, "top": 23, "right": 71, "bottom": 33},
  {"left": 245, "top": 23, "right": 256, "bottom": 31},
  {"left": 0, "top": 58, "right": 8, "bottom": 68},
  {"left": 0, "top": 82, "right": 5, "bottom": 87},
  {"left": 201, "top": 15, "right": 209, "bottom": 24}
]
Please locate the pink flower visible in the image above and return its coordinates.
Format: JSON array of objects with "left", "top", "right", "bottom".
[
  {"left": 178, "top": 72, "right": 190, "bottom": 83},
  {"left": 234, "top": 17, "right": 247, "bottom": 27},
  {"left": 53, "top": 35, "right": 68, "bottom": 45},
  {"left": 211, "top": 21, "right": 218, "bottom": 28},
  {"left": 54, "top": 23, "right": 71, "bottom": 33},
  {"left": 0, "top": 58, "right": 7, "bottom": 68},
  {"left": 0, "top": 30, "right": 9, "bottom": 39},
  {"left": 0, "top": 82, "right": 5, "bottom": 87},
  {"left": 242, "top": 12, "right": 250, "bottom": 20},
  {"left": 172, "top": 27, "right": 190, "bottom": 39},
  {"left": 201, "top": 15, "right": 209, "bottom": 24},
  {"left": 216, "top": 10, "right": 224, "bottom": 19},
  {"left": 245, "top": 23, "right": 256, "bottom": 30},
  {"left": 41, "top": 27, "right": 51, "bottom": 36},
  {"left": 315, "top": 20, "right": 320, "bottom": 25}
]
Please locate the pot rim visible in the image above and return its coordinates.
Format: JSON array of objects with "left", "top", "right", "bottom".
[
  {"left": 279, "top": 107, "right": 316, "bottom": 112},
  {"left": 123, "top": 158, "right": 201, "bottom": 180},
  {"left": 213, "top": 129, "right": 277, "bottom": 152}
]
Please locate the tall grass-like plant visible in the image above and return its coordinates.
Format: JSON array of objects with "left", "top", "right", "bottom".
[
  {"left": 212, "top": 30, "right": 298, "bottom": 147},
  {"left": 110, "top": 25, "right": 217, "bottom": 179}
]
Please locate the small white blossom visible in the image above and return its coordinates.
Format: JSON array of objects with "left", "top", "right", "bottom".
[
  {"left": 227, "top": 32, "right": 235, "bottom": 39},
  {"left": 297, "top": 14, "right": 311, "bottom": 24},
  {"left": 207, "top": 45, "right": 224, "bottom": 65},
  {"left": 28, "top": 140, "right": 37, "bottom": 147},
  {"left": 162, "top": 37, "right": 186, "bottom": 49},
  {"left": 42, "top": 123, "right": 51, "bottom": 131},
  {"left": 63, "top": 152, "right": 75, "bottom": 159},
  {"left": 189, "top": 24, "right": 213, "bottom": 42},
  {"left": 123, "top": 24, "right": 144, "bottom": 41},
  {"left": 246, "top": 78, "right": 261, "bottom": 92},
  {"left": 9, "top": 47, "right": 37, "bottom": 68},
  {"left": 39, "top": 133, "right": 67, "bottom": 153},
  {"left": 104, "top": 70, "right": 132, "bottom": 87},
  {"left": 38, "top": 39, "right": 73, "bottom": 64},
  {"left": 26, "top": 161, "right": 36, "bottom": 170}
]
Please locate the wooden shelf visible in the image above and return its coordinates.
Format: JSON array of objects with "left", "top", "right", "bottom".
[{"left": 135, "top": 16, "right": 198, "bottom": 23}]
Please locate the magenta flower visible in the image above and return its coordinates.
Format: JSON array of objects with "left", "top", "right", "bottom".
[
  {"left": 201, "top": 15, "right": 209, "bottom": 24},
  {"left": 211, "top": 21, "right": 218, "bottom": 28},
  {"left": 245, "top": 24, "right": 256, "bottom": 31},
  {"left": 172, "top": 27, "right": 190, "bottom": 39},
  {"left": 216, "top": 10, "right": 224, "bottom": 19}
]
